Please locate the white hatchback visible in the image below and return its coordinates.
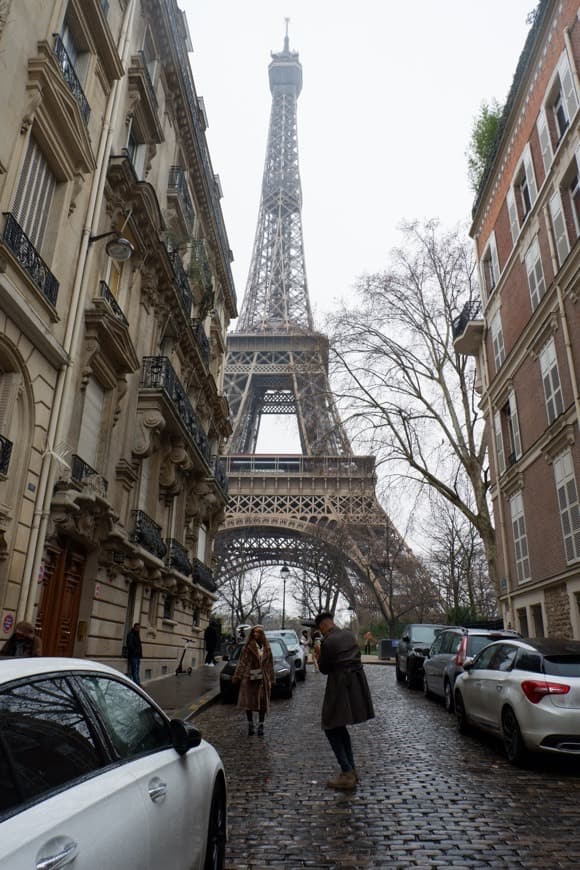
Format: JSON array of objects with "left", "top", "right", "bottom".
[
  {"left": 0, "top": 657, "right": 226, "bottom": 869},
  {"left": 454, "top": 637, "right": 580, "bottom": 764}
]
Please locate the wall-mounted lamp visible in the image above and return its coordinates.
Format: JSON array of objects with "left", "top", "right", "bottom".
[{"left": 88, "top": 230, "right": 135, "bottom": 262}]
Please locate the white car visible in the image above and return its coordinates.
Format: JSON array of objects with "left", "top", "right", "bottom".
[
  {"left": 454, "top": 637, "right": 580, "bottom": 764},
  {"left": 265, "top": 630, "right": 306, "bottom": 680},
  {"left": 0, "top": 657, "right": 226, "bottom": 869}
]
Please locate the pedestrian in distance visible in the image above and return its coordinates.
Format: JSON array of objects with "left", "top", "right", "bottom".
[
  {"left": 126, "top": 622, "right": 142, "bottom": 685},
  {"left": 232, "top": 625, "right": 274, "bottom": 737},
  {"left": 310, "top": 630, "right": 322, "bottom": 672},
  {"left": 1, "top": 621, "right": 42, "bottom": 657},
  {"left": 363, "top": 630, "right": 376, "bottom": 656},
  {"left": 313, "top": 611, "right": 375, "bottom": 790},
  {"left": 204, "top": 620, "right": 218, "bottom": 666}
]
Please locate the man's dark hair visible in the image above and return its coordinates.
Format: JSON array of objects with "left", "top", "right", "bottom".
[{"left": 314, "top": 612, "right": 333, "bottom": 627}]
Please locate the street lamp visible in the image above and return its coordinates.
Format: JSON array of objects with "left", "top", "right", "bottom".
[{"left": 280, "top": 562, "right": 290, "bottom": 629}]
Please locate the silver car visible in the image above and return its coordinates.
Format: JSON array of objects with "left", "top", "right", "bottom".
[{"left": 454, "top": 637, "right": 580, "bottom": 764}]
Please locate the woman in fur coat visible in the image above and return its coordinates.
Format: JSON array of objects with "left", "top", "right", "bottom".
[{"left": 232, "top": 625, "right": 274, "bottom": 736}]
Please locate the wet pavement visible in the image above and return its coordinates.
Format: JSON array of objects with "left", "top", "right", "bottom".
[{"left": 190, "top": 664, "right": 580, "bottom": 869}]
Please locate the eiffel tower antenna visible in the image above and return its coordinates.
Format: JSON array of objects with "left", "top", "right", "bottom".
[{"left": 216, "top": 33, "right": 397, "bottom": 618}]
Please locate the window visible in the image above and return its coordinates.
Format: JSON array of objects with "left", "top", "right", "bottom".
[
  {"left": 551, "top": 52, "right": 578, "bottom": 144},
  {"left": 473, "top": 644, "right": 498, "bottom": 670},
  {"left": 163, "top": 595, "right": 175, "bottom": 621},
  {"left": 490, "top": 309, "right": 505, "bottom": 371},
  {"left": 197, "top": 524, "right": 208, "bottom": 561},
  {"left": 493, "top": 410, "right": 506, "bottom": 476},
  {"left": 539, "top": 338, "right": 564, "bottom": 424},
  {"left": 481, "top": 232, "right": 500, "bottom": 298},
  {"left": 525, "top": 236, "right": 546, "bottom": 310},
  {"left": 570, "top": 168, "right": 580, "bottom": 236},
  {"left": 553, "top": 450, "right": 580, "bottom": 563},
  {"left": 12, "top": 137, "right": 56, "bottom": 251},
  {"left": 507, "top": 188, "right": 519, "bottom": 244},
  {"left": 516, "top": 648, "right": 541, "bottom": 671},
  {"left": 517, "top": 608, "right": 529, "bottom": 636},
  {"left": 549, "top": 189, "right": 570, "bottom": 267},
  {"left": 536, "top": 106, "right": 553, "bottom": 176},
  {"left": 504, "top": 391, "right": 522, "bottom": 464},
  {"left": 148, "top": 589, "right": 159, "bottom": 626},
  {"left": 490, "top": 644, "right": 518, "bottom": 672},
  {"left": 126, "top": 123, "right": 147, "bottom": 180},
  {"left": 510, "top": 492, "right": 531, "bottom": 583},
  {"left": 0, "top": 677, "right": 103, "bottom": 813},
  {"left": 531, "top": 604, "right": 545, "bottom": 638},
  {"left": 514, "top": 144, "right": 537, "bottom": 222},
  {"left": 77, "top": 377, "right": 105, "bottom": 469},
  {"left": 80, "top": 676, "right": 172, "bottom": 759}
]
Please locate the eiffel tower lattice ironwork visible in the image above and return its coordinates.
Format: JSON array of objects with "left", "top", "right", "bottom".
[{"left": 215, "top": 28, "right": 395, "bottom": 615}]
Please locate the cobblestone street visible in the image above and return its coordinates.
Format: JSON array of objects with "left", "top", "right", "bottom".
[{"left": 194, "top": 665, "right": 580, "bottom": 869}]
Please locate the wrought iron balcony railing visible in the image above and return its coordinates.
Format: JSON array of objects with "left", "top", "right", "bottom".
[
  {"left": 168, "top": 250, "right": 193, "bottom": 316},
  {"left": 53, "top": 34, "right": 90, "bottom": 124},
  {"left": 99, "top": 280, "right": 129, "bottom": 325},
  {"left": 2, "top": 213, "right": 59, "bottom": 306},
  {"left": 138, "top": 50, "right": 158, "bottom": 110},
  {"left": 452, "top": 301, "right": 482, "bottom": 340},
  {"left": 0, "top": 434, "right": 13, "bottom": 476},
  {"left": 191, "top": 318, "right": 210, "bottom": 367},
  {"left": 165, "top": 538, "right": 192, "bottom": 576},
  {"left": 131, "top": 509, "right": 167, "bottom": 559},
  {"left": 191, "top": 557, "right": 216, "bottom": 592},
  {"left": 140, "top": 357, "right": 211, "bottom": 465},
  {"left": 168, "top": 166, "right": 195, "bottom": 230},
  {"left": 213, "top": 457, "right": 229, "bottom": 498},
  {"left": 70, "top": 454, "right": 108, "bottom": 494}
]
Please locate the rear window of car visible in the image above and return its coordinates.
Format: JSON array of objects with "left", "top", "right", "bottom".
[
  {"left": 543, "top": 656, "right": 580, "bottom": 677},
  {"left": 468, "top": 635, "right": 500, "bottom": 657},
  {"left": 412, "top": 626, "right": 443, "bottom": 644}
]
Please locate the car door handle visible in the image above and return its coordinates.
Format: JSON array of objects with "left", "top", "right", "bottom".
[
  {"left": 148, "top": 777, "right": 168, "bottom": 802},
  {"left": 496, "top": 685, "right": 503, "bottom": 692},
  {"left": 36, "top": 837, "right": 79, "bottom": 870}
]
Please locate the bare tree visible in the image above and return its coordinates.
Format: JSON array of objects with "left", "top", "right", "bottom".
[
  {"left": 215, "top": 566, "right": 277, "bottom": 633},
  {"left": 328, "top": 221, "right": 498, "bottom": 596}
]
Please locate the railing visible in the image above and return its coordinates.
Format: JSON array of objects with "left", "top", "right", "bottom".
[
  {"left": 99, "top": 280, "right": 128, "bottom": 325},
  {"left": 53, "top": 34, "right": 90, "bottom": 124},
  {"left": 168, "top": 166, "right": 195, "bottom": 230},
  {"left": 191, "top": 318, "right": 210, "bottom": 367},
  {"left": 131, "top": 509, "right": 167, "bottom": 559},
  {"left": 2, "top": 213, "right": 59, "bottom": 306},
  {"left": 168, "top": 250, "right": 193, "bottom": 316},
  {"left": 70, "top": 454, "right": 108, "bottom": 494},
  {"left": 452, "top": 301, "right": 482, "bottom": 340},
  {"left": 190, "top": 239, "right": 213, "bottom": 290},
  {"left": 213, "top": 457, "right": 229, "bottom": 497},
  {"left": 138, "top": 50, "right": 158, "bottom": 110},
  {"left": 225, "top": 454, "right": 376, "bottom": 476},
  {"left": 166, "top": 538, "right": 192, "bottom": 576},
  {"left": 191, "top": 557, "right": 216, "bottom": 592},
  {"left": 165, "top": 1, "right": 236, "bottom": 306},
  {"left": 0, "top": 435, "right": 13, "bottom": 476},
  {"left": 140, "top": 357, "right": 211, "bottom": 465}
]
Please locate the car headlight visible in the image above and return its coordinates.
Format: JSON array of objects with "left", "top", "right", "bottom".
[{"left": 277, "top": 667, "right": 290, "bottom": 676}]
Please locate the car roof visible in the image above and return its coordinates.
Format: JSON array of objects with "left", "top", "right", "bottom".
[
  {"left": 474, "top": 638, "right": 580, "bottom": 655},
  {"left": 0, "top": 657, "right": 125, "bottom": 684},
  {"left": 444, "top": 627, "right": 521, "bottom": 637}
]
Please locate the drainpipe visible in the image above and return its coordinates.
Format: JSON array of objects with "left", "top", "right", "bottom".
[{"left": 19, "top": 0, "right": 138, "bottom": 621}]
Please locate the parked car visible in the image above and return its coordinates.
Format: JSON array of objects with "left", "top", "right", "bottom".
[
  {"left": 454, "top": 637, "right": 580, "bottom": 764},
  {"left": 219, "top": 637, "right": 296, "bottom": 701},
  {"left": 395, "top": 623, "right": 448, "bottom": 688},
  {"left": 0, "top": 657, "right": 226, "bottom": 870},
  {"left": 266, "top": 629, "right": 307, "bottom": 680},
  {"left": 423, "top": 627, "right": 521, "bottom": 712}
]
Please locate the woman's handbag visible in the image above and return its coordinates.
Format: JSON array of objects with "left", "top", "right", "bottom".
[{"left": 249, "top": 668, "right": 263, "bottom": 681}]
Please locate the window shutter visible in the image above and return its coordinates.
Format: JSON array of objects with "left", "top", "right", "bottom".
[
  {"left": 559, "top": 53, "right": 578, "bottom": 124},
  {"left": 525, "top": 237, "right": 545, "bottom": 310},
  {"left": 494, "top": 411, "right": 505, "bottom": 475},
  {"left": 489, "top": 231, "right": 500, "bottom": 285},
  {"left": 12, "top": 138, "right": 55, "bottom": 250},
  {"left": 507, "top": 188, "right": 519, "bottom": 244},
  {"left": 508, "top": 391, "right": 522, "bottom": 459},
  {"left": 77, "top": 378, "right": 105, "bottom": 468},
  {"left": 0, "top": 373, "right": 22, "bottom": 435},
  {"left": 549, "top": 190, "right": 570, "bottom": 266},
  {"left": 490, "top": 311, "right": 505, "bottom": 371},
  {"left": 553, "top": 452, "right": 580, "bottom": 562},
  {"left": 197, "top": 524, "right": 208, "bottom": 562},
  {"left": 523, "top": 144, "right": 537, "bottom": 205},
  {"left": 536, "top": 107, "right": 553, "bottom": 175}
]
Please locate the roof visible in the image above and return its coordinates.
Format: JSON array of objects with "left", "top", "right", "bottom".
[{"left": 0, "top": 657, "right": 124, "bottom": 683}]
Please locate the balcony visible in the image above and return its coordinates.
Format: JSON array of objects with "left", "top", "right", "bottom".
[
  {"left": 140, "top": 357, "right": 211, "bottom": 466},
  {"left": 70, "top": 454, "right": 108, "bottom": 495},
  {"left": 213, "top": 457, "right": 229, "bottom": 498},
  {"left": 167, "top": 166, "right": 195, "bottom": 235},
  {"left": 2, "top": 213, "right": 59, "bottom": 306},
  {"left": 99, "top": 280, "right": 128, "bottom": 326},
  {"left": 131, "top": 509, "right": 167, "bottom": 560},
  {"left": 452, "top": 301, "right": 484, "bottom": 356},
  {"left": 0, "top": 435, "right": 13, "bottom": 476},
  {"left": 127, "top": 54, "right": 163, "bottom": 144},
  {"left": 52, "top": 34, "right": 90, "bottom": 124},
  {"left": 165, "top": 538, "right": 192, "bottom": 576},
  {"left": 168, "top": 250, "right": 193, "bottom": 316},
  {"left": 192, "top": 557, "right": 216, "bottom": 593},
  {"left": 192, "top": 318, "right": 210, "bottom": 368}
]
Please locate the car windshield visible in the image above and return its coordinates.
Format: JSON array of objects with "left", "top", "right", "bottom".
[
  {"left": 269, "top": 631, "right": 298, "bottom": 646},
  {"left": 269, "top": 641, "right": 286, "bottom": 659},
  {"left": 543, "top": 656, "right": 580, "bottom": 677},
  {"left": 412, "top": 626, "right": 443, "bottom": 643}
]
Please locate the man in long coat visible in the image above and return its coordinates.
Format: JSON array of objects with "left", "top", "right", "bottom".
[{"left": 313, "top": 611, "right": 374, "bottom": 790}]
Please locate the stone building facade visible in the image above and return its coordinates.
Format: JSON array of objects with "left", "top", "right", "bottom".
[
  {"left": 0, "top": 0, "right": 237, "bottom": 679},
  {"left": 455, "top": 0, "right": 579, "bottom": 637}
]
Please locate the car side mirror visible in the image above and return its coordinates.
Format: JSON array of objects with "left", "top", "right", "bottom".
[
  {"left": 170, "top": 718, "right": 202, "bottom": 755},
  {"left": 462, "top": 657, "right": 475, "bottom": 670},
  {"left": 402, "top": 634, "right": 410, "bottom": 642}
]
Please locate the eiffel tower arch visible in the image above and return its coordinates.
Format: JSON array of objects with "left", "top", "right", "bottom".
[{"left": 215, "top": 28, "right": 395, "bottom": 617}]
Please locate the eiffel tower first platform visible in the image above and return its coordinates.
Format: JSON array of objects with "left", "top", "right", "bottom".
[{"left": 215, "top": 28, "right": 394, "bottom": 615}]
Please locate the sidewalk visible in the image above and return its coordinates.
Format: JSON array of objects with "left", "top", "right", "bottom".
[{"left": 145, "top": 655, "right": 393, "bottom": 722}]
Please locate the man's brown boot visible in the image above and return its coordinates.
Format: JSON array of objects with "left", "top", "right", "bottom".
[{"left": 327, "top": 770, "right": 357, "bottom": 790}]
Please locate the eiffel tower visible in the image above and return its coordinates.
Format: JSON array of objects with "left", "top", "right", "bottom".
[{"left": 215, "top": 26, "right": 395, "bottom": 615}]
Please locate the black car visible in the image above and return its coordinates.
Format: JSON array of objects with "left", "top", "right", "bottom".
[
  {"left": 219, "top": 637, "right": 296, "bottom": 701},
  {"left": 423, "top": 627, "right": 521, "bottom": 712},
  {"left": 395, "top": 623, "right": 448, "bottom": 689}
]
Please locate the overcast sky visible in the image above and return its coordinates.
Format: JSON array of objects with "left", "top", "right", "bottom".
[{"left": 183, "top": 0, "right": 535, "bottom": 321}]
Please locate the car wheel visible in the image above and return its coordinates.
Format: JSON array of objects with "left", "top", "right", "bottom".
[
  {"left": 502, "top": 707, "right": 527, "bottom": 765},
  {"left": 455, "top": 691, "right": 469, "bottom": 734},
  {"left": 444, "top": 680, "right": 454, "bottom": 713},
  {"left": 204, "top": 778, "right": 226, "bottom": 870},
  {"left": 423, "top": 674, "right": 433, "bottom": 699},
  {"left": 406, "top": 666, "right": 417, "bottom": 689},
  {"left": 298, "top": 668, "right": 306, "bottom": 682},
  {"left": 395, "top": 659, "right": 405, "bottom": 683}
]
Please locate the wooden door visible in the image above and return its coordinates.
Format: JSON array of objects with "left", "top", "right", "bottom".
[{"left": 38, "top": 542, "right": 85, "bottom": 656}]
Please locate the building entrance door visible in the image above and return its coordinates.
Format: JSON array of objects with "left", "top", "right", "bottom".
[{"left": 38, "top": 541, "right": 85, "bottom": 656}]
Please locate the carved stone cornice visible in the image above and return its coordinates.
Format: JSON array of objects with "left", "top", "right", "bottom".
[{"left": 541, "top": 420, "right": 577, "bottom": 465}]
